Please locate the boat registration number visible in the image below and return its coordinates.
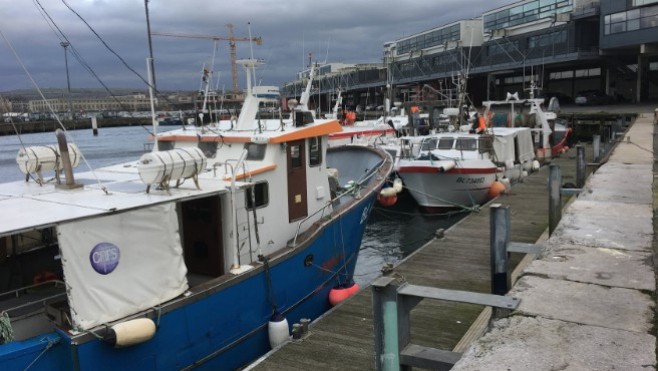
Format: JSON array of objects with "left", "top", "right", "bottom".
[{"left": 456, "top": 177, "right": 485, "bottom": 184}]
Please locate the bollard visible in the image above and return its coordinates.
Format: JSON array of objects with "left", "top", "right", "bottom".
[
  {"left": 592, "top": 135, "right": 600, "bottom": 162},
  {"left": 490, "top": 204, "right": 510, "bottom": 296},
  {"left": 372, "top": 277, "right": 400, "bottom": 371},
  {"left": 92, "top": 116, "right": 98, "bottom": 136},
  {"left": 548, "top": 164, "right": 562, "bottom": 236},
  {"left": 576, "top": 145, "right": 585, "bottom": 188},
  {"left": 300, "top": 318, "right": 310, "bottom": 335},
  {"left": 292, "top": 323, "right": 302, "bottom": 340}
]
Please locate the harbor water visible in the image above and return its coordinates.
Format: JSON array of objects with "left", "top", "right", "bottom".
[{"left": 0, "top": 125, "right": 465, "bottom": 286}]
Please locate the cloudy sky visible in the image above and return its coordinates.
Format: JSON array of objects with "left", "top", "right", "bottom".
[{"left": 0, "top": 0, "right": 512, "bottom": 93}]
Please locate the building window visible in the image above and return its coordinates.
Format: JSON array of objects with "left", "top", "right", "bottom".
[
  {"left": 484, "top": 0, "right": 573, "bottom": 31},
  {"left": 634, "top": 0, "right": 658, "bottom": 6},
  {"left": 604, "top": 5, "right": 658, "bottom": 35},
  {"left": 309, "top": 137, "right": 322, "bottom": 167},
  {"left": 246, "top": 182, "right": 268, "bottom": 210},
  {"left": 488, "top": 40, "right": 520, "bottom": 57},
  {"left": 395, "top": 24, "right": 460, "bottom": 55},
  {"left": 528, "top": 30, "right": 567, "bottom": 48}
]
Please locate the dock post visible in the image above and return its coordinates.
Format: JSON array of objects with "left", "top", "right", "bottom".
[
  {"left": 490, "top": 204, "right": 510, "bottom": 296},
  {"left": 372, "top": 277, "right": 400, "bottom": 371},
  {"left": 92, "top": 116, "right": 98, "bottom": 136},
  {"left": 592, "top": 135, "right": 600, "bottom": 162},
  {"left": 576, "top": 145, "right": 585, "bottom": 188},
  {"left": 548, "top": 164, "right": 562, "bottom": 236}
]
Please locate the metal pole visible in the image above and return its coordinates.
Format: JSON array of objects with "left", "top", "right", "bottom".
[
  {"left": 60, "top": 42, "right": 73, "bottom": 121},
  {"left": 576, "top": 144, "right": 585, "bottom": 188},
  {"left": 144, "top": 0, "right": 156, "bottom": 90},
  {"left": 490, "top": 204, "right": 510, "bottom": 295},
  {"left": 592, "top": 135, "right": 600, "bottom": 162},
  {"left": 372, "top": 277, "right": 400, "bottom": 371},
  {"left": 548, "top": 164, "right": 562, "bottom": 236}
]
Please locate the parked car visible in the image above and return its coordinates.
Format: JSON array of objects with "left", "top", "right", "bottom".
[{"left": 575, "top": 90, "right": 616, "bottom": 105}]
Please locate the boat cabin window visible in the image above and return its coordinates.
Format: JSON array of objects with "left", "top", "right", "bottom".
[
  {"left": 290, "top": 144, "right": 302, "bottom": 167},
  {"left": 245, "top": 143, "right": 266, "bottom": 160},
  {"left": 437, "top": 138, "right": 454, "bottom": 150},
  {"left": 246, "top": 181, "right": 269, "bottom": 210},
  {"left": 478, "top": 136, "right": 494, "bottom": 154},
  {"left": 420, "top": 138, "right": 438, "bottom": 151},
  {"left": 198, "top": 142, "right": 217, "bottom": 158},
  {"left": 309, "top": 137, "right": 322, "bottom": 167},
  {"left": 455, "top": 138, "right": 477, "bottom": 151},
  {"left": 158, "top": 140, "right": 175, "bottom": 151}
]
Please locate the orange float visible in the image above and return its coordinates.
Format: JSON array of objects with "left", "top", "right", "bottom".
[
  {"left": 488, "top": 180, "right": 507, "bottom": 199},
  {"left": 329, "top": 282, "right": 360, "bottom": 306}
]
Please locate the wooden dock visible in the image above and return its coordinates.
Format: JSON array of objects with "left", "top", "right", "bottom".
[{"left": 249, "top": 142, "right": 602, "bottom": 370}]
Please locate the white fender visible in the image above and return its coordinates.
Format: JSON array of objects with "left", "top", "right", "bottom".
[
  {"left": 109, "top": 318, "right": 156, "bottom": 348},
  {"left": 268, "top": 315, "right": 289, "bottom": 349},
  {"left": 392, "top": 178, "right": 403, "bottom": 193}
]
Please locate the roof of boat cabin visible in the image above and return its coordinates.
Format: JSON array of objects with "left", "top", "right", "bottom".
[
  {"left": 0, "top": 161, "right": 250, "bottom": 238},
  {"left": 155, "top": 119, "right": 343, "bottom": 144}
]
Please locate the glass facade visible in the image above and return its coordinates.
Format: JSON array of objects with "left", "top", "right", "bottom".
[
  {"left": 634, "top": 0, "right": 658, "bottom": 6},
  {"left": 396, "top": 24, "right": 460, "bottom": 55},
  {"left": 604, "top": 4, "right": 658, "bottom": 35},
  {"left": 484, "top": 0, "right": 573, "bottom": 31},
  {"left": 528, "top": 29, "right": 567, "bottom": 47},
  {"left": 488, "top": 40, "right": 520, "bottom": 56}
]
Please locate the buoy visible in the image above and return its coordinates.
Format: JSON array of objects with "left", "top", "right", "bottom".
[
  {"left": 329, "top": 282, "right": 360, "bottom": 306},
  {"left": 377, "top": 192, "right": 397, "bottom": 207},
  {"left": 488, "top": 181, "right": 507, "bottom": 199},
  {"left": 103, "top": 318, "right": 156, "bottom": 348},
  {"left": 268, "top": 312, "right": 289, "bottom": 349}
]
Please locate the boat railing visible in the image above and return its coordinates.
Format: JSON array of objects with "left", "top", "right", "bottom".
[
  {"left": 291, "top": 162, "right": 383, "bottom": 247},
  {"left": 0, "top": 280, "right": 67, "bottom": 318}
]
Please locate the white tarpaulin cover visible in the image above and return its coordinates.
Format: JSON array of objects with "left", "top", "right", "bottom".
[{"left": 57, "top": 203, "right": 188, "bottom": 330}]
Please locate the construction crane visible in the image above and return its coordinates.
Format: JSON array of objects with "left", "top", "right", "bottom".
[{"left": 151, "top": 24, "right": 262, "bottom": 92}]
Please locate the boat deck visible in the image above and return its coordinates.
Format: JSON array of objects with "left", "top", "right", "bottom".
[{"left": 248, "top": 143, "right": 598, "bottom": 369}]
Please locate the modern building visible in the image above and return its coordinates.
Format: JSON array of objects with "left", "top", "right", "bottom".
[{"left": 282, "top": 0, "right": 658, "bottom": 109}]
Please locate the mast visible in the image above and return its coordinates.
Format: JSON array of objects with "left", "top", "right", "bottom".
[{"left": 144, "top": 0, "right": 156, "bottom": 90}]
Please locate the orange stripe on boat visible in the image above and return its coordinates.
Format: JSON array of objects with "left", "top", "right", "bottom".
[
  {"left": 224, "top": 164, "right": 277, "bottom": 181},
  {"left": 330, "top": 128, "right": 394, "bottom": 140},
  {"left": 268, "top": 120, "right": 343, "bottom": 143}
]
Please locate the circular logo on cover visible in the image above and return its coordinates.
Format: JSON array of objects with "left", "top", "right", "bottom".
[{"left": 89, "top": 242, "right": 120, "bottom": 275}]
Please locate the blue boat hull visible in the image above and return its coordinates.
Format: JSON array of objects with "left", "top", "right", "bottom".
[{"left": 3, "top": 194, "right": 375, "bottom": 371}]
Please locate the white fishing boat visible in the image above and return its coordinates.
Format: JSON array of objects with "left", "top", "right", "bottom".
[
  {"left": 482, "top": 84, "right": 572, "bottom": 162},
  {"left": 0, "top": 58, "right": 393, "bottom": 370},
  {"left": 395, "top": 127, "right": 536, "bottom": 210}
]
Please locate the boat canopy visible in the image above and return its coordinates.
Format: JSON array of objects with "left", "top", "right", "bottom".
[{"left": 58, "top": 203, "right": 188, "bottom": 330}]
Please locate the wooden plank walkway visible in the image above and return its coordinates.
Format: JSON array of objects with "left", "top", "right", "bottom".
[{"left": 250, "top": 145, "right": 595, "bottom": 370}]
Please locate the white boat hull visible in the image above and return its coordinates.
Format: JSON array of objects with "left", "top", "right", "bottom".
[{"left": 398, "top": 159, "right": 498, "bottom": 209}]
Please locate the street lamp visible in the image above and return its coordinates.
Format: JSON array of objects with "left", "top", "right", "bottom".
[{"left": 60, "top": 41, "right": 73, "bottom": 120}]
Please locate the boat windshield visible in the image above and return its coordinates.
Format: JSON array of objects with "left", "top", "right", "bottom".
[
  {"left": 478, "top": 136, "right": 494, "bottom": 154},
  {"left": 455, "top": 138, "right": 477, "bottom": 151},
  {"left": 420, "top": 138, "right": 438, "bottom": 151},
  {"left": 437, "top": 138, "right": 454, "bottom": 150}
]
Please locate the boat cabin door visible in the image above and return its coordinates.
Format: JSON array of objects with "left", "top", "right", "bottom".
[{"left": 286, "top": 139, "right": 308, "bottom": 222}]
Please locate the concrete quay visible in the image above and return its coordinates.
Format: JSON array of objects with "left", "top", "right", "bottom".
[{"left": 452, "top": 113, "right": 657, "bottom": 370}]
